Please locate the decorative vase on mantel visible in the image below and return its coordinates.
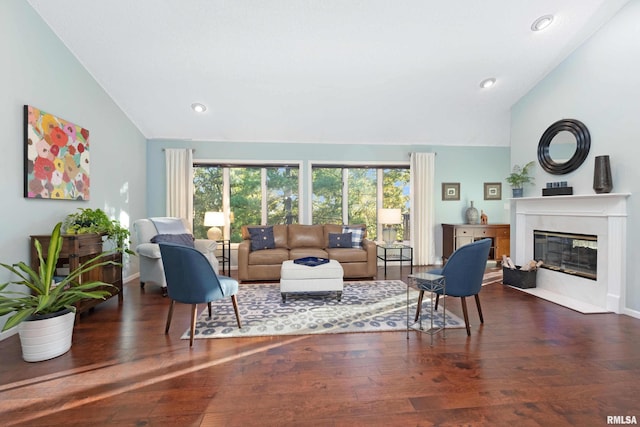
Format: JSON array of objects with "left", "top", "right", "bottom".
[
  {"left": 593, "top": 155, "right": 613, "bottom": 194},
  {"left": 465, "top": 201, "right": 479, "bottom": 224}
]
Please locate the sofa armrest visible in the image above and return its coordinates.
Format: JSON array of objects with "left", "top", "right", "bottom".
[
  {"left": 136, "top": 242, "right": 161, "bottom": 259},
  {"left": 237, "top": 240, "right": 251, "bottom": 281},
  {"left": 362, "top": 239, "right": 378, "bottom": 276}
]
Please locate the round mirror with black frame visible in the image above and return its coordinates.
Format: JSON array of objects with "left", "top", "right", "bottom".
[{"left": 537, "top": 119, "right": 590, "bottom": 175}]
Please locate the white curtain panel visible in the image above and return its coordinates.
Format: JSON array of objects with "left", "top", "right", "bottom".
[
  {"left": 165, "top": 148, "right": 194, "bottom": 230},
  {"left": 410, "top": 152, "right": 435, "bottom": 265}
]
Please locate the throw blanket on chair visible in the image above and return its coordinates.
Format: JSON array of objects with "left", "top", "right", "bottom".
[{"left": 150, "top": 217, "right": 189, "bottom": 234}]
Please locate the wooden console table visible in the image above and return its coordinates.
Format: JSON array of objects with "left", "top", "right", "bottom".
[
  {"left": 442, "top": 223, "right": 510, "bottom": 263},
  {"left": 30, "top": 233, "right": 123, "bottom": 316}
]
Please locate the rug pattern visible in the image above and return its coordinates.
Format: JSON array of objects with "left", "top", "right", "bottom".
[{"left": 182, "top": 280, "right": 465, "bottom": 339}]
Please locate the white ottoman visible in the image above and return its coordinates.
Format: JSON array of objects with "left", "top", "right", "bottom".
[{"left": 280, "top": 259, "right": 344, "bottom": 302}]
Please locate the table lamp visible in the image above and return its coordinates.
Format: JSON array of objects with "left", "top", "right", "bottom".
[
  {"left": 204, "top": 211, "right": 225, "bottom": 240},
  {"left": 378, "top": 208, "right": 402, "bottom": 245}
]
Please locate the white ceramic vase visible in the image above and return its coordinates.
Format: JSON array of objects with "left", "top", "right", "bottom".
[{"left": 18, "top": 309, "right": 75, "bottom": 362}]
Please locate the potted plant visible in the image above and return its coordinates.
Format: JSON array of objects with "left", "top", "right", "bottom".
[
  {"left": 506, "top": 161, "right": 535, "bottom": 198},
  {"left": 63, "top": 208, "right": 132, "bottom": 254},
  {"left": 0, "top": 222, "right": 117, "bottom": 362}
]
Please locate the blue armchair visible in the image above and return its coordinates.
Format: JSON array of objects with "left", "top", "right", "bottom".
[
  {"left": 415, "top": 238, "right": 491, "bottom": 336},
  {"left": 159, "top": 242, "right": 241, "bottom": 346}
]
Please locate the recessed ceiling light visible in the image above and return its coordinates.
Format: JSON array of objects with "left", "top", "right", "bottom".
[
  {"left": 531, "top": 14, "right": 554, "bottom": 31},
  {"left": 480, "top": 78, "right": 496, "bottom": 89},
  {"left": 191, "top": 103, "right": 207, "bottom": 113}
]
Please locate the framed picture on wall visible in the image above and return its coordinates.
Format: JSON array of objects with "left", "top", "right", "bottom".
[
  {"left": 442, "top": 182, "right": 460, "bottom": 201},
  {"left": 24, "top": 105, "right": 91, "bottom": 200},
  {"left": 484, "top": 182, "right": 502, "bottom": 200}
]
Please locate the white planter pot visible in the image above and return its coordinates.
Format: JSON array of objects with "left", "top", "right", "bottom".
[{"left": 18, "top": 309, "right": 75, "bottom": 362}]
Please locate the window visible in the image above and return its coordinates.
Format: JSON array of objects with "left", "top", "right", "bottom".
[
  {"left": 311, "top": 165, "right": 410, "bottom": 241},
  {"left": 193, "top": 164, "right": 300, "bottom": 242}
]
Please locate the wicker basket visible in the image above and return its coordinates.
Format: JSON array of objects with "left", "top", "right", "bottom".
[{"left": 502, "top": 266, "right": 537, "bottom": 289}]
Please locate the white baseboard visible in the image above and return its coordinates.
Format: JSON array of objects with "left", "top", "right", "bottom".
[{"left": 0, "top": 326, "right": 18, "bottom": 342}]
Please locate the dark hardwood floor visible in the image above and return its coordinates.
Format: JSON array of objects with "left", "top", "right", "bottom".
[{"left": 1, "top": 265, "right": 639, "bottom": 426}]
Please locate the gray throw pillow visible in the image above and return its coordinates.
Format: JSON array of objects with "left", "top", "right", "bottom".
[
  {"left": 151, "top": 233, "right": 195, "bottom": 248},
  {"left": 342, "top": 226, "right": 365, "bottom": 249},
  {"left": 248, "top": 226, "right": 275, "bottom": 251},
  {"left": 328, "top": 232, "right": 352, "bottom": 248}
]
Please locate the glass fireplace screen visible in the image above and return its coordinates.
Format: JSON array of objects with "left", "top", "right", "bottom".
[{"left": 533, "top": 230, "right": 597, "bottom": 280}]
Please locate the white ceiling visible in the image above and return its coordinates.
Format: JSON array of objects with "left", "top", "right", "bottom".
[{"left": 27, "top": 0, "right": 629, "bottom": 146}]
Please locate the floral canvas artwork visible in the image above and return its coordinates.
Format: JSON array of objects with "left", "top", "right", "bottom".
[{"left": 24, "top": 105, "right": 90, "bottom": 200}]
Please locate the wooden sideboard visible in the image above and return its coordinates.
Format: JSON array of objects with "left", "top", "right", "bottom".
[
  {"left": 30, "top": 233, "right": 123, "bottom": 316},
  {"left": 442, "top": 223, "right": 510, "bottom": 263}
]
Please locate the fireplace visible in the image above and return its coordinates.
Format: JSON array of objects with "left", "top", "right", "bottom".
[
  {"left": 533, "top": 230, "right": 597, "bottom": 280},
  {"left": 513, "top": 193, "right": 629, "bottom": 313}
]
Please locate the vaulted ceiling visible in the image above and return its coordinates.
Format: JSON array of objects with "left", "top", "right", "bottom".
[{"left": 27, "top": 0, "right": 629, "bottom": 146}]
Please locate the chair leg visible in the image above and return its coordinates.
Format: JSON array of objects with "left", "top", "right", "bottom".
[
  {"left": 460, "top": 297, "right": 471, "bottom": 336},
  {"left": 434, "top": 294, "right": 440, "bottom": 311},
  {"left": 414, "top": 290, "right": 425, "bottom": 322},
  {"left": 208, "top": 302, "right": 212, "bottom": 318},
  {"left": 475, "top": 294, "right": 484, "bottom": 324},
  {"left": 190, "top": 304, "right": 198, "bottom": 347},
  {"left": 165, "top": 300, "right": 175, "bottom": 334},
  {"left": 231, "top": 295, "right": 242, "bottom": 328}
]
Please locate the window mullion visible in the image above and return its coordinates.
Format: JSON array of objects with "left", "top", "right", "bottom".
[
  {"left": 377, "top": 169, "right": 384, "bottom": 240},
  {"left": 223, "top": 168, "right": 230, "bottom": 239},
  {"left": 261, "top": 168, "right": 268, "bottom": 224},
  {"left": 342, "top": 168, "right": 349, "bottom": 224}
]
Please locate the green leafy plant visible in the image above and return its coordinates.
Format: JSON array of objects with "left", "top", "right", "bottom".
[
  {"left": 63, "top": 208, "right": 132, "bottom": 254},
  {"left": 0, "top": 222, "right": 117, "bottom": 331},
  {"left": 506, "top": 161, "right": 535, "bottom": 189}
]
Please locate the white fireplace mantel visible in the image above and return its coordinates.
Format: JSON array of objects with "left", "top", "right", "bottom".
[{"left": 512, "top": 193, "right": 630, "bottom": 313}]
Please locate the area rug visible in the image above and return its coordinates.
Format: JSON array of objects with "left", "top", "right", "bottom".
[{"left": 182, "top": 280, "right": 466, "bottom": 340}]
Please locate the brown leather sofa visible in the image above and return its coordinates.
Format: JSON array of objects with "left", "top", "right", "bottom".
[{"left": 238, "top": 224, "right": 377, "bottom": 282}]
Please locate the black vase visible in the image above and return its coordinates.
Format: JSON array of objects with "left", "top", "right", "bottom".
[{"left": 593, "top": 155, "right": 613, "bottom": 194}]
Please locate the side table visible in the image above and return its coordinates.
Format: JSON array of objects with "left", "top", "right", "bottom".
[
  {"left": 407, "top": 272, "right": 446, "bottom": 345},
  {"left": 377, "top": 243, "right": 413, "bottom": 276},
  {"left": 216, "top": 239, "right": 231, "bottom": 276}
]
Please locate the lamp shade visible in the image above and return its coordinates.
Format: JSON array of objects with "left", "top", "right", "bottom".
[
  {"left": 204, "top": 211, "right": 225, "bottom": 227},
  {"left": 378, "top": 208, "right": 402, "bottom": 225}
]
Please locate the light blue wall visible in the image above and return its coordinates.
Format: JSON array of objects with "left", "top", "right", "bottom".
[
  {"left": 147, "top": 139, "right": 510, "bottom": 258},
  {"left": 511, "top": 1, "right": 640, "bottom": 314},
  {"left": 0, "top": 0, "right": 147, "bottom": 334}
]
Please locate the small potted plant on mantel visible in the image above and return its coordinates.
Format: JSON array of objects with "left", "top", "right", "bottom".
[
  {"left": 63, "top": 208, "right": 133, "bottom": 254},
  {"left": 506, "top": 161, "right": 535, "bottom": 198},
  {"left": 0, "top": 222, "right": 117, "bottom": 362}
]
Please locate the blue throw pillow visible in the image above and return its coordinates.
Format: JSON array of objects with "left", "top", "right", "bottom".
[
  {"left": 342, "top": 226, "right": 364, "bottom": 249},
  {"left": 328, "top": 232, "right": 352, "bottom": 248},
  {"left": 248, "top": 226, "right": 275, "bottom": 251},
  {"left": 151, "top": 233, "right": 195, "bottom": 248}
]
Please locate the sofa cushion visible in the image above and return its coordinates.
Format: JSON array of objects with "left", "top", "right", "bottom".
[
  {"left": 289, "top": 248, "right": 329, "bottom": 260},
  {"left": 288, "top": 224, "right": 324, "bottom": 248},
  {"left": 328, "top": 232, "right": 352, "bottom": 248},
  {"left": 248, "top": 226, "right": 276, "bottom": 251},
  {"left": 342, "top": 226, "right": 365, "bottom": 249},
  {"left": 272, "top": 224, "right": 289, "bottom": 248},
  {"left": 248, "top": 248, "right": 289, "bottom": 265},
  {"left": 150, "top": 233, "right": 195, "bottom": 248},
  {"left": 326, "top": 247, "right": 368, "bottom": 263}
]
